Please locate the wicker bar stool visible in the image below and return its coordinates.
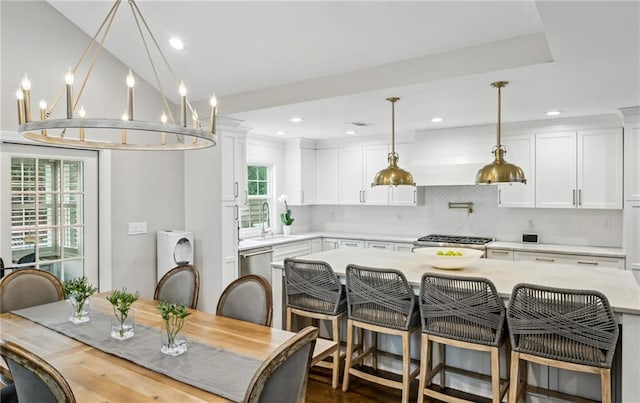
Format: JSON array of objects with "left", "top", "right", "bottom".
[
  {"left": 506, "top": 283, "right": 619, "bottom": 403},
  {"left": 418, "top": 273, "right": 509, "bottom": 403},
  {"left": 283, "top": 258, "right": 347, "bottom": 389},
  {"left": 342, "top": 264, "right": 420, "bottom": 403}
]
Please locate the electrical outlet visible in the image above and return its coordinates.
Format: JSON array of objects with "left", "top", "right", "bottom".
[{"left": 128, "top": 221, "right": 147, "bottom": 235}]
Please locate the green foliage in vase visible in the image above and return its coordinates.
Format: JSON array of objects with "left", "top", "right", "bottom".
[
  {"left": 63, "top": 276, "right": 97, "bottom": 305},
  {"left": 107, "top": 288, "right": 140, "bottom": 336},
  {"left": 157, "top": 301, "right": 191, "bottom": 346}
]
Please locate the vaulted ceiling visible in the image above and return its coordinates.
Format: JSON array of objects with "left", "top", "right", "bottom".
[{"left": 49, "top": 1, "right": 639, "bottom": 139}]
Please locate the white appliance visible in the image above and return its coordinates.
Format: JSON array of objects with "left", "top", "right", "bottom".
[
  {"left": 157, "top": 230, "right": 194, "bottom": 281},
  {"left": 624, "top": 201, "right": 640, "bottom": 280}
]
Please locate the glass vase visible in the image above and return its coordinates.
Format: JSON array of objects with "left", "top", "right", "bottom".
[
  {"left": 111, "top": 308, "right": 135, "bottom": 340},
  {"left": 68, "top": 296, "right": 90, "bottom": 324},
  {"left": 160, "top": 318, "right": 188, "bottom": 356}
]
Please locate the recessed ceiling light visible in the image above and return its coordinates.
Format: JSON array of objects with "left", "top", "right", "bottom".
[
  {"left": 431, "top": 117, "right": 443, "bottom": 123},
  {"left": 349, "top": 121, "right": 373, "bottom": 128},
  {"left": 276, "top": 130, "right": 287, "bottom": 135},
  {"left": 546, "top": 110, "right": 561, "bottom": 116},
  {"left": 289, "top": 117, "right": 303, "bottom": 123},
  {"left": 169, "top": 37, "right": 184, "bottom": 50},
  {"left": 345, "top": 130, "right": 356, "bottom": 135}
]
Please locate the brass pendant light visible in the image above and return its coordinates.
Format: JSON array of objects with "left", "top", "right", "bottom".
[
  {"left": 372, "top": 97, "right": 416, "bottom": 187},
  {"left": 475, "top": 81, "right": 527, "bottom": 184}
]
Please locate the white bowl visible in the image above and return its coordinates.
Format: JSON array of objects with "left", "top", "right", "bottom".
[{"left": 414, "top": 247, "right": 483, "bottom": 270}]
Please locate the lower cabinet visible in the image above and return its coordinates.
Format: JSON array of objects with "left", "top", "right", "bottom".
[
  {"left": 272, "top": 240, "right": 313, "bottom": 262},
  {"left": 393, "top": 242, "right": 415, "bottom": 253},
  {"left": 339, "top": 239, "right": 365, "bottom": 248},
  {"left": 487, "top": 248, "right": 625, "bottom": 269},
  {"left": 365, "top": 240, "right": 393, "bottom": 250},
  {"left": 486, "top": 249, "right": 514, "bottom": 260}
]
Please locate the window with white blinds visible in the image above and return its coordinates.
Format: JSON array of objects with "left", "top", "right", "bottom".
[{"left": 10, "top": 157, "right": 85, "bottom": 281}]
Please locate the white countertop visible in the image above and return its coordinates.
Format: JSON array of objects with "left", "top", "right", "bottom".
[
  {"left": 271, "top": 248, "right": 640, "bottom": 315},
  {"left": 488, "top": 241, "right": 626, "bottom": 258}
]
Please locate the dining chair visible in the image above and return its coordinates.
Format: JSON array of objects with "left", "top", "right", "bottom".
[
  {"left": 217, "top": 274, "right": 273, "bottom": 326},
  {"left": 0, "top": 340, "right": 76, "bottom": 403},
  {"left": 243, "top": 326, "right": 318, "bottom": 403},
  {"left": 0, "top": 268, "right": 65, "bottom": 313},
  {"left": 418, "top": 273, "right": 509, "bottom": 403},
  {"left": 342, "top": 264, "right": 420, "bottom": 403},
  {"left": 283, "top": 258, "right": 347, "bottom": 388},
  {"left": 154, "top": 264, "right": 200, "bottom": 309},
  {"left": 506, "top": 283, "right": 619, "bottom": 403}
]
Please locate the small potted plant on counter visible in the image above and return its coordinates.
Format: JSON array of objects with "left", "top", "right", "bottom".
[
  {"left": 158, "top": 301, "right": 191, "bottom": 356},
  {"left": 278, "top": 194, "right": 295, "bottom": 235},
  {"left": 107, "top": 288, "right": 140, "bottom": 340},
  {"left": 63, "top": 276, "right": 97, "bottom": 324}
]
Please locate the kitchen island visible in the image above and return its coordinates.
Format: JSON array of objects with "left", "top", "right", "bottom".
[{"left": 271, "top": 248, "right": 640, "bottom": 402}]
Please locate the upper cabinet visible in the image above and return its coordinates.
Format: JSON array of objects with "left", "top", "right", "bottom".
[
  {"left": 625, "top": 127, "right": 640, "bottom": 201},
  {"left": 284, "top": 139, "right": 316, "bottom": 206},
  {"left": 316, "top": 148, "right": 339, "bottom": 204},
  {"left": 220, "top": 131, "right": 247, "bottom": 203},
  {"left": 497, "top": 134, "right": 536, "bottom": 208},
  {"left": 339, "top": 145, "right": 389, "bottom": 205},
  {"left": 389, "top": 142, "right": 419, "bottom": 206},
  {"left": 536, "top": 129, "right": 623, "bottom": 209}
]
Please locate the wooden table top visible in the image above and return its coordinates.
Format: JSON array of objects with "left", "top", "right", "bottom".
[{"left": 1, "top": 292, "right": 337, "bottom": 402}]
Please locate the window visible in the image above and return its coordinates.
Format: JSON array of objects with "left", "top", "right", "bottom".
[
  {"left": 10, "top": 157, "right": 85, "bottom": 281},
  {"left": 240, "top": 165, "right": 272, "bottom": 234}
]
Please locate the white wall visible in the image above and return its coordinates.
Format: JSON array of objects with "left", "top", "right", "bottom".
[
  {"left": 1, "top": 1, "right": 187, "bottom": 296},
  {"left": 310, "top": 185, "right": 623, "bottom": 247}
]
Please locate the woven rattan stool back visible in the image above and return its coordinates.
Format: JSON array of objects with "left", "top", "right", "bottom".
[{"left": 284, "top": 258, "right": 345, "bottom": 315}]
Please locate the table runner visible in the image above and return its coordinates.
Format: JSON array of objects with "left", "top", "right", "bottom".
[{"left": 11, "top": 301, "right": 263, "bottom": 402}]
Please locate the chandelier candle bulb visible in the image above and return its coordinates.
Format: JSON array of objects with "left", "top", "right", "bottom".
[
  {"left": 126, "top": 70, "right": 135, "bottom": 121},
  {"left": 78, "top": 106, "right": 86, "bottom": 141},
  {"left": 39, "top": 100, "right": 47, "bottom": 136},
  {"left": 21, "top": 75, "right": 32, "bottom": 122},
  {"left": 209, "top": 94, "right": 217, "bottom": 134},
  {"left": 65, "top": 69, "right": 74, "bottom": 119},
  {"left": 16, "top": 89, "right": 25, "bottom": 125},
  {"left": 121, "top": 112, "right": 128, "bottom": 144},
  {"left": 179, "top": 81, "right": 187, "bottom": 127}
]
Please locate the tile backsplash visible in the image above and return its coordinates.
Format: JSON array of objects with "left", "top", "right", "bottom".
[{"left": 303, "top": 185, "right": 623, "bottom": 247}]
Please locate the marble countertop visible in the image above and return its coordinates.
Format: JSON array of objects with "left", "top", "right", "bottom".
[
  {"left": 487, "top": 241, "right": 626, "bottom": 258},
  {"left": 271, "top": 248, "right": 640, "bottom": 315}
]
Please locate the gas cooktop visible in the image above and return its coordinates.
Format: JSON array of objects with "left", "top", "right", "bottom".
[{"left": 415, "top": 234, "right": 494, "bottom": 245}]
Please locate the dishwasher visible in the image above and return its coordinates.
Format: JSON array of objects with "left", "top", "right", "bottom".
[{"left": 239, "top": 247, "right": 274, "bottom": 285}]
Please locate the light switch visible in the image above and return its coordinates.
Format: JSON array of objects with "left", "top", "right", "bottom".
[{"left": 128, "top": 221, "right": 147, "bottom": 235}]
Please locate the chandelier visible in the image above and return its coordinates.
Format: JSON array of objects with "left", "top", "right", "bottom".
[
  {"left": 372, "top": 97, "right": 416, "bottom": 187},
  {"left": 14, "top": 0, "right": 216, "bottom": 150},
  {"left": 475, "top": 81, "right": 527, "bottom": 184}
]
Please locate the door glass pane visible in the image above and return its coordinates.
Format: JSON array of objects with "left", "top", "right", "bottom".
[
  {"left": 38, "top": 193, "right": 58, "bottom": 226},
  {"left": 39, "top": 227, "right": 61, "bottom": 261},
  {"left": 11, "top": 158, "right": 36, "bottom": 192},
  {"left": 63, "top": 227, "right": 83, "bottom": 258},
  {"left": 11, "top": 193, "right": 36, "bottom": 227},
  {"left": 11, "top": 230, "right": 37, "bottom": 264},
  {"left": 38, "top": 159, "right": 60, "bottom": 192},
  {"left": 63, "top": 161, "right": 83, "bottom": 192},
  {"left": 63, "top": 194, "right": 83, "bottom": 225},
  {"left": 63, "top": 259, "right": 84, "bottom": 280}
]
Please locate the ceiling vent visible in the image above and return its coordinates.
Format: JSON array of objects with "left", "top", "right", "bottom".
[{"left": 349, "top": 121, "right": 373, "bottom": 128}]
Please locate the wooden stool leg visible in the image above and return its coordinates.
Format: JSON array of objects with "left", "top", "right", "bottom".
[
  {"left": 331, "top": 316, "right": 340, "bottom": 389},
  {"left": 439, "top": 342, "right": 446, "bottom": 388},
  {"left": 601, "top": 368, "right": 611, "bottom": 403},
  {"left": 357, "top": 327, "right": 364, "bottom": 355},
  {"left": 285, "top": 307, "right": 293, "bottom": 331},
  {"left": 490, "top": 346, "right": 500, "bottom": 403},
  {"left": 508, "top": 351, "right": 520, "bottom": 403},
  {"left": 417, "top": 334, "right": 430, "bottom": 403},
  {"left": 401, "top": 332, "right": 411, "bottom": 403},
  {"left": 372, "top": 331, "right": 378, "bottom": 370},
  {"left": 342, "top": 319, "right": 354, "bottom": 392}
]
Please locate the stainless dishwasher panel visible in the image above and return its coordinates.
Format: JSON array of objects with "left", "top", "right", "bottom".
[{"left": 239, "top": 247, "right": 274, "bottom": 285}]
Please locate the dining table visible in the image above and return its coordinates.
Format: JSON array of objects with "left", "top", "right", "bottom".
[{"left": 0, "top": 292, "right": 337, "bottom": 402}]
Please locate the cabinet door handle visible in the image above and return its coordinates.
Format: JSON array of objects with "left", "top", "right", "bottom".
[
  {"left": 371, "top": 245, "right": 386, "bottom": 249},
  {"left": 234, "top": 205, "right": 239, "bottom": 220},
  {"left": 498, "top": 189, "right": 502, "bottom": 205},
  {"left": 344, "top": 242, "right": 358, "bottom": 247},
  {"left": 244, "top": 190, "right": 249, "bottom": 205},
  {"left": 492, "top": 250, "right": 509, "bottom": 255},
  {"left": 234, "top": 181, "right": 239, "bottom": 198},
  {"left": 578, "top": 189, "right": 582, "bottom": 206},
  {"left": 572, "top": 189, "right": 576, "bottom": 206},
  {"left": 362, "top": 191, "right": 366, "bottom": 203},
  {"left": 413, "top": 189, "right": 417, "bottom": 204},
  {"left": 577, "top": 261, "right": 598, "bottom": 266},
  {"left": 535, "top": 257, "right": 555, "bottom": 262}
]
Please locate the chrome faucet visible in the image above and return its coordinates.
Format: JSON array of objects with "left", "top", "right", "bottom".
[{"left": 261, "top": 201, "right": 272, "bottom": 238}]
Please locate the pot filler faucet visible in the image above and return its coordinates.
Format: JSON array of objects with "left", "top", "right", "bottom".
[{"left": 261, "top": 201, "right": 272, "bottom": 238}]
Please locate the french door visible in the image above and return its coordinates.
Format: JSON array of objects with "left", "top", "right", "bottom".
[{"left": 0, "top": 143, "right": 98, "bottom": 286}]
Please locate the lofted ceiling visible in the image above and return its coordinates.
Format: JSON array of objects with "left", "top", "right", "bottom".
[{"left": 48, "top": 0, "right": 639, "bottom": 140}]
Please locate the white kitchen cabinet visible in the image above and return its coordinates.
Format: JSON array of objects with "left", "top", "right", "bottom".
[
  {"left": 284, "top": 139, "right": 316, "bottom": 206},
  {"left": 339, "top": 239, "right": 365, "bottom": 248},
  {"left": 322, "top": 238, "right": 340, "bottom": 251},
  {"left": 624, "top": 127, "right": 640, "bottom": 201},
  {"left": 514, "top": 251, "right": 624, "bottom": 269},
  {"left": 498, "top": 134, "right": 535, "bottom": 208},
  {"left": 221, "top": 202, "right": 240, "bottom": 288},
  {"left": 535, "top": 129, "right": 622, "bottom": 209},
  {"left": 365, "top": 240, "right": 393, "bottom": 250},
  {"left": 393, "top": 242, "right": 415, "bottom": 253},
  {"left": 220, "top": 131, "right": 247, "bottom": 203},
  {"left": 339, "top": 145, "right": 389, "bottom": 205},
  {"left": 311, "top": 238, "right": 322, "bottom": 253},
  {"left": 486, "top": 249, "right": 514, "bottom": 260},
  {"left": 315, "top": 148, "right": 339, "bottom": 205},
  {"left": 389, "top": 142, "right": 419, "bottom": 206},
  {"left": 272, "top": 240, "right": 313, "bottom": 262}
]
